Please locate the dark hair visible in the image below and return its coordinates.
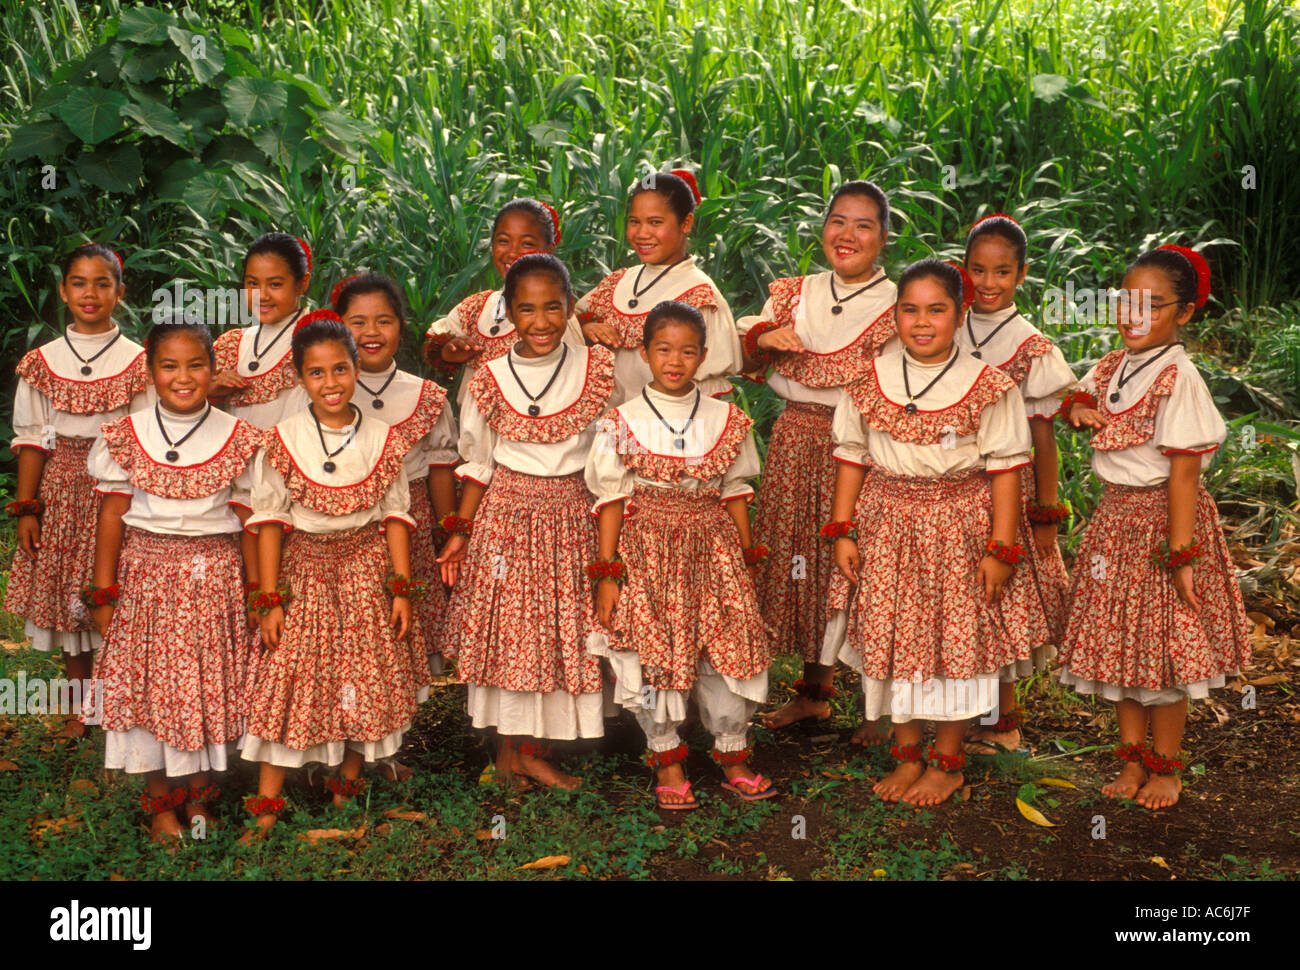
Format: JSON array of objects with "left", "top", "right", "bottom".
[
  {"left": 965, "top": 216, "right": 1027, "bottom": 267},
  {"left": 492, "top": 198, "right": 557, "bottom": 248},
  {"left": 643, "top": 300, "right": 707, "bottom": 348},
  {"left": 333, "top": 274, "right": 406, "bottom": 327},
  {"left": 145, "top": 321, "right": 215, "bottom": 369},
  {"left": 827, "top": 180, "right": 890, "bottom": 237},
  {"left": 61, "top": 243, "right": 122, "bottom": 285},
  {"left": 898, "top": 257, "right": 964, "bottom": 311},
  {"left": 291, "top": 311, "right": 357, "bottom": 371},
  {"left": 1128, "top": 248, "right": 1200, "bottom": 314},
  {"left": 628, "top": 171, "right": 697, "bottom": 223},
  {"left": 502, "top": 252, "right": 574, "bottom": 311},
  {"left": 243, "top": 232, "right": 310, "bottom": 283}
]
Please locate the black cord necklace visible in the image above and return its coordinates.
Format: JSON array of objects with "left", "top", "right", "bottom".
[
  {"left": 641, "top": 387, "right": 700, "bottom": 450},
  {"left": 964, "top": 308, "right": 1019, "bottom": 359},
  {"left": 1110, "top": 342, "right": 1182, "bottom": 404},
  {"left": 64, "top": 328, "right": 121, "bottom": 376},
  {"left": 487, "top": 293, "right": 507, "bottom": 336},
  {"left": 828, "top": 272, "right": 885, "bottom": 315},
  {"left": 155, "top": 403, "right": 211, "bottom": 463},
  {"left": 310, "top": 402, "right": 361, "bottom": 473},
  {"left": 901, "top": 350, "right": 960, "bottom": 414},
  {"left": 628, "top": 257, "right": 688, "bottom": 309},
  {"left": 507, "top": 344, "right": 568, "bottom": 417},
  {"left": 356, "top": 367, "right": 398, "bottom": 410},
  {"left": 247, "top": 307, "right": 302, "bottom": 372}
]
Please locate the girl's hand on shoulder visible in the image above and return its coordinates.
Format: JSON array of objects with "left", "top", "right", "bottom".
[
  {"left": 756, "top": 326, "right": 805, "bottom": 354},
  {"left": 1068, "top": 404, "right": 1108, "bottom": 430},
  {"left": 581, "top": 321, "right": 621, "bottom": 349},
  {"left": 977, "top": 555, "right": 1013, "bottom": 604},
  {"left": 260, "top": 605, "right": 284, "bottom": 650},
  {"left": 92, "top": 604, "right": 114, "bottom": 639},
  {"left": 441, "top": 337, "right": 477, "bottom": 364},
  {"left": 595, "top": 580, "right": 620, "bottom": 630},
  {"left": 437, "top": 534, "right": 468, "bottom": 587},
  {"left": 1031, "top": 522, "right": 1058, "bottom": 559},
  {"left": 833, "top": 536, "right": 860, "bottom": 583},
  {"left": 208, "top": 369, "right": 249, "bottom": 401},
  {"left": 1172, "top": 565, "right": 1201, "bottom": 612},
  {"left": 391, "top": 596, "right": 411, "bottom": 641},
  {"left": 15, "top": 515, "right": 40, "bottom": 556}
]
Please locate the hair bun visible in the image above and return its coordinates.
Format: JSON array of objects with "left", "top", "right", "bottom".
[
  {"left": 670, "top": 169, "right": 703, "bottom": 204},
  {"left": 539, "top": 202, "right": 562, "bottom": 246},
  {"left": 296, "top": 237, "right": 312, "bottom": 272},
  {"left": 1157, "top": 244, "right": 1211, "bottom": 308},
  {"left": 294, "top": 308, "right": 340, "bottom": 334},
  {"left": 945, "top": 260, "right": 976, "bottom": 310},
  {"left": 330, "top": 274, "right": 362, "bottom": 310}
]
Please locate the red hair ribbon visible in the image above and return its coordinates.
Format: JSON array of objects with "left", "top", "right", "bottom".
[
  {"left": 107, "top": 248, "right": 123, "bottom": 272},
  {"left": 1156, "top": 244, "right": 1211, "bottom": 308},
  {"left": 330, "top": 274, "right": 362, "bottom": 309},
  {"left": 296, "top": 237, "right": 312, "bottom": 272},
  {"left": 970, "top": 212, "right": 1020, "bottom": 233},
  {"left": 670, "top": 169, "right": 703, "bottom": 204},
  {"left": 539, "top": 201, "right": 562, "bottom": 246},
  {"left": 294, "top": 308, "right": 341, "bottom": 333},
  {"left": 945, "top": 260, "right": 976, "bottom": 310}
]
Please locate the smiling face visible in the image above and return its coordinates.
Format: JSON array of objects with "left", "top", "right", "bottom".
[
  {"left": 243, "top": 252, "right": 309, "bottom": 326},
  {"left": 626, "top": 191, "right": 693, "bottom": 266},
  {"left": 151, "top": 331, "right": 213, "bottom": 414},
  {"left": 491, "top": 210, "right": 551, "bottom": 281},
  {"left": 822, "top": 193, "right": 887, "bottom": 282},
  {"left": 640, "top": 320, "right": 707, "bottom": 395},
  {"left": 1116, "top": 265, "right": 1193, "bottom": 351},
  {"left": 297, "top": 339, "right": 358, "bottom": 423},
  {"left": 342, "top": 291, "right": 402, "bottom": 373},
  {"left": 896, "top": 275, "right": 960, "bottom": 364},
  {"left": 965, "top": 234, "right": 1025, "bottom": 314},
  {"left": 508, "top": 271, "right": 573, "bottom": 359},
  {"left": 59, "top": 255, "right": 123, "bottom": 331}
]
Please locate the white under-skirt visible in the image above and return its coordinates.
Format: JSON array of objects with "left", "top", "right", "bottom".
[
  {"left": 26, "top": 620, "right": 98, "bottom": 658},
  {"left": 466, "top": 685, "right": 604, "bottom": 740},
  {"left": 105, "top": 726, "right": 243, "bottom": 776},
  {"left": 1058, "top": 667, "right": 1229, "bottom": 706},
  {"left": 241, "top": 725, "right": 409, "bottom": 768}
]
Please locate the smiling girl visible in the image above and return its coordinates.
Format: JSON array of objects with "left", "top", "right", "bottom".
[
  {"left": 240, "top": 311, "right": 430, "bottom": 839},
  {"left": 824, "top": 259, "right": 1033, "bottom": 806},
  {"left": 585, "top": 301, "right": 773, "bottom": 810},
  {"left": 737, "top": 180, "right": 899, "bottom": 734},
  {"left": 439, "top": 254, "right": 615, "bottom": 790},
  {"left": 85, "top": 321, "right": 264, "bottom": 841},
  {"left": 575, "top": 169, "right": 742, "bottom": 405},
  {"left": 7, "top": 243, "right": 151, "bottom": 740},
  {"left": 1058, "top": 245, "right": 1249, "bottom": 810},
  {"left": 209, "top": 233, "right": 313, "bottom": 428}
]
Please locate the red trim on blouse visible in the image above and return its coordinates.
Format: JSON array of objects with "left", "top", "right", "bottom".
[
  {"left": 1100, "top": 356, "right": 1179, "bottom": 417},
  {"left": 1162, "top": 445, "right": 1219, "bottom": 456},
  {"left": 795, "top": 302, "right": 894, "bottom": 357},
  {"left": 273, "top": 423, "right": 399, "bottom": 490},
  {"left": 832, "top": 454, "right": 870, "bottom": 468},
  {"left": 989, "top": 460, "right": 1032, "bottom": 473},
  {"left": 871, "top": 356, "right": 990, "bottom": 414},
  {"left": 994, "top": 332, "right": 1038, "bottom": 371},
  {"left": 454, "top": 470, "right": 491, "bottom": 487},
  {"left": 13, "top": 443, "right": 52, "bottom": 455},
  {"left": 36, "top": 347, "right": 144, "bottom": 384},
  {"left": 127, "top": 414, "right": 240, "bottom": 470},
  {"left": 483, "top": 346, "right": 597, "bottom": 420}
]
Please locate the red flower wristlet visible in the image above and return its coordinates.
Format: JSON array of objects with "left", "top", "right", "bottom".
[
  {"left": 984, "top": 539, "right": 1026, "bottom": 565},
  {"left": 1026, "top": 502, "right": 1068, "bottom": 525},
  {"left": 385, "top": 573, "right": 427, "bottom": 599},
  {"left": 5, "top": 499, "right": 44, "bottom": 518},
  {"left": 743, "top": 543, "right": 771, "bottom": 566},
  {"left": 1151, "top": 540, "right": 1202, "bottom": 570},
  {"left": 742, "top": 320, "right": 783, "bottom": 366},
  {"left": 247, "top": 583, "right": 294, "bottom": 616},
  {"left": 79, "top": 583, "right": 121, "bottom": 609},
  {"left": 1057, "top": 390, "right": 1098, "bottom": 421},
  {"left": 586, "top": 556, "right": 628, "bottom": 587},
  {"left": 819, "top": 521, "right": 859, "bottom": 544},
  {"left": 439, "top": 513, "right": 473, "bottom": 538}
]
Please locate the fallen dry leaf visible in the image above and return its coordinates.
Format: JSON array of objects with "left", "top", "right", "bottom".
[
  {"left": 1247, "top": 673, "right": 1290, "bottom": 686},
  {"left": 374, "top": 823, "right": 392, "bottom": 837},
  {"left": 515, "top": 854, "right": 571, "bottom": 871},
  {"left": 819, "top": 770, "right": 852, "bottom": 780},
  {"left": 382, "top": 809, "right": 427, "bottom": 822},
  {"left": 1150, "top": 855, "right": 1171, "bottom": 870},
  {"left": 474, "top": 829, "right": 493, "bottom": 840},
  {"left": 1015, "top": 798, "right": 1056, "bottom": 827},
  {"left": 298, "top": 826, "right": 365, "bottom": 844},
  {"left": 0, "top": 760, "right": 18, "bottom": 771},
  {"left": 68, "top": 779, "right": 98, "bottom": 794},
  {"left": 1034, "top": 777, "right": 1078, "bottom": 790}
]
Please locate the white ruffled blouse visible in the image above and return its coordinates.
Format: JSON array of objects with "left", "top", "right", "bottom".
[
  {"left": 352, "top": 363, "right": 459, "bottom": 481},
  {"left": 955, "top": 308, "right": 1076, "bottom": 419}
]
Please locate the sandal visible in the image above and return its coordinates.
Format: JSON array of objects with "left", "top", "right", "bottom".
[
  {"left": 721, "top": 773, "right": 779, "bottom": 802},
  {"left": 654, "top": 780, "right": 699, "bottom": 811}
]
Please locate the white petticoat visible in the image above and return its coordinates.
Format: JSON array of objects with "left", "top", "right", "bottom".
[
  {"left": 105, "top": 726, "right": 243, "bottom": 776},
  {"left": 466, "top": 685, "right": 604, "bottom": 740},
  {"left": 1058, "top": 667, "right": 1229, "bottom": 706},
  {"left": 26, "top": 620, "right": 99, "bottom": 657}
]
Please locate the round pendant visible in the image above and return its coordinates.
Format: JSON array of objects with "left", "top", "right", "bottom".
[
  {"left": 972, "top": 350, "right": 982, "bottom": 359},
  {"left": 372, "top": 399, "right": 384, "bottom": 410},
  {"left": 527, "top": 404, "right": 541, "bottom": 417},
  {"left": 673, "top": 437, "right": 686, "bottom": 450},
  {"left": 1109, "top": 393, "right": 1120, "bottom": 403},
  {"left": 165, "top": 450, "right": 179, "bottom": 463},
  {"left": 323, "top": 461, "right": 336, "bottom": 474},
  {"left": 489, "top": 324, "right": 500, "bottom": 336},
  {"left": 904, "top": 403, "right": 918, "bottom": 414},
  {"left": 247, "top": 361, "right": 260, "bottom": 372},
  {"left": 80, "top": 365, "right": 92, "bottom": 376},
  {"left": 627, "top": 298, "right": 638, "bottom": 309},
  {"left": 831, "top": 305, "right": 843, "bottom": 315}
]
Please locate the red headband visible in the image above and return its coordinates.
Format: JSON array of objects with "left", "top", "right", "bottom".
[
  {"left": 296, "top": 237, "right": 312, "bottom": 272},
  {"left": 294, "top": 308, "right": 341, "bottom": 334},
  {"left": 330, "top": 274, "right": 362, "bottom": 309},
  {"left": 539, "top": 202, "right": 562, "bottom": 246},
  {"left": 945, "top": 260, "right": 976, "bottom": 310},
  {"left": 1156, "top": 244, "right": 1211, "bottom": 309},
  {"left": 670, "top": 169, "right": 703, "bottom": 205},
  {"left": 970, "top": 212, "right": 1020, "bottom": 233},
  {"left": 108, "top": 248, "right": 123, "bottom": 272}
]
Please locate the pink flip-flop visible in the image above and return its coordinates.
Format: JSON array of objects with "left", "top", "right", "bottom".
[
  {"left": 721, "top": 773, "right": 779, "bottom": 801},
  {"left": 655, "top": 780, "right": 699, "bottom": 811}
]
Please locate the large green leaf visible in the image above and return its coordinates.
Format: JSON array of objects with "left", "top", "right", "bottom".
[
  {"left": 221, "top": 77, "right": 288, "bottom": 126},
  {"left": 116, "top": 7, "right": 177, "bottom": 45},
  {"left": 182, "top": 170, "right": 237, "bottom": 219},
  {"left": 53, "top": 87, "right": 128, "bottom": 144},
  {"left": 167, "top": 26, "right": 225, "bottom": 84},
  {"left": 202, "top": 133, "right": 264, "bottom": 166},
  {"left": 156, "top": 158, "right": 205, "bottom": 199},
  {"left": 116, "top": 41, "right": 179, "bottom": 83},
  {"left": 121, "top": 100, "right": 189, "bottom": 148},
  {"left": 252, "top": 122, "right": 308, "bottom": 167},
  {"left": 75, "top": 143, "right": 143, "bottom": 193},
  {"left": 6, "top": 120, "right": 76, "bottom": 161}
]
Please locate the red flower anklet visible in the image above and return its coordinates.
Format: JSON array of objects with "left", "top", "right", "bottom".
[
  {"left": 645, "top": 743, "right": 689, "bottom": 769},
  {"left": 323, "top": 776, "right": 368, "bottom": 797},
  {"left": 187, "top": 784, "right": 219, "bottom": 805},
  {"left": 1114, "top": 742, "right": 1147, "bottom": 763},
  {"left": 891, "top": 743, "right": 925, "bottom": 763},
  {"left": 710, "top": 747, "right": 751, "bottom": 768},
  {"left": 991, "top": 706, "right": 1025, "bottom": 733},
  {"left": 1142, "top": 749, "right": 1188, "bottom": 776},
  {"left": 139, "top": 787, "right": 188, "bottom": 815},
  {"left": 244, "top": 795, "right": 286, "bottom": 816},
  {"left": 926, "top": 746, "right": 966, "bottom": 773}
]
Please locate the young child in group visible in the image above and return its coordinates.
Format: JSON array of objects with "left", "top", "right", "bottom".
[
  {"left": 7, "top": 243, "right": 151, "bottom": 740},
  {"left": 1058, "top": 245, "right": 1250, "bottom": 811},
  {"left": 958, "top": 214, "right": 1077, "bottom": 755},
  {"left": 824, "top": 258, "right": 1034, "bottom": 806},
  {"left": 585, "top": 301, "right": 774, "bottom": 810},
  {"left": 422, "top": 198, "right": 582, "bottom": 408},
  {"left": 334, "top": 274, "right": 459, "bottom": 687},
  {"left": 575, "top": 169, "right": 742, "bottom": 406},
  {"left": 438, "top": 253, "right": 614, "bottom": 790},
  {"left": 208, "top": 233, "right": 313, "bottom": 428},
  {"left": 736, "top": 179, "right": 898, "bottom": 736},
  {"left": 84, "top": 321, "right": 265, "bottom": 841},
  {"left": 240, "top": 311, "right": 431, "bottom": 840}
]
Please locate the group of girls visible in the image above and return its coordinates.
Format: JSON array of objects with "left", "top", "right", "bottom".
[{"left": 5, "top": 168, "right": 1251, "bottom": 840}]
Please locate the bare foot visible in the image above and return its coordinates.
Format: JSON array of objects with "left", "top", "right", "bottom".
[
  {"left": 901, "top": 767, "right": 964, "bottom": 806},
  {"left": 237, "top": 813, "right": 277, "bottom": 845},
  {"left": 149, "top": 810, "right": 183, "bottom": 843},
  {"left": 654, "top": 763, "right": 695, "bottom": 807},
  {"left": 1136, "top": 773, "right": 1181, "bottom": 810},
  {"left": 1102, "top": 761, "right": 1147, "bottom": 799},
  {"left": 377, "top": 758, "right": 414, "bottom": 782},
  {"left": 964, "top": 725, "right": 1021, "bottom": 755},
  {"left": 181, "top": 802, "right": 217, "bottom": 830},
  {"left": 760, "top": 695, "right": 830, "bottom": 730},
  {"left": 850, "top": 720, "right": 891, "bottom": 747},
  {"left": 515, "top": 752, "right": 580, "bottom": 790},
  {"left": 873, "top": 761, "right": 925, "bottom": 802}
]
